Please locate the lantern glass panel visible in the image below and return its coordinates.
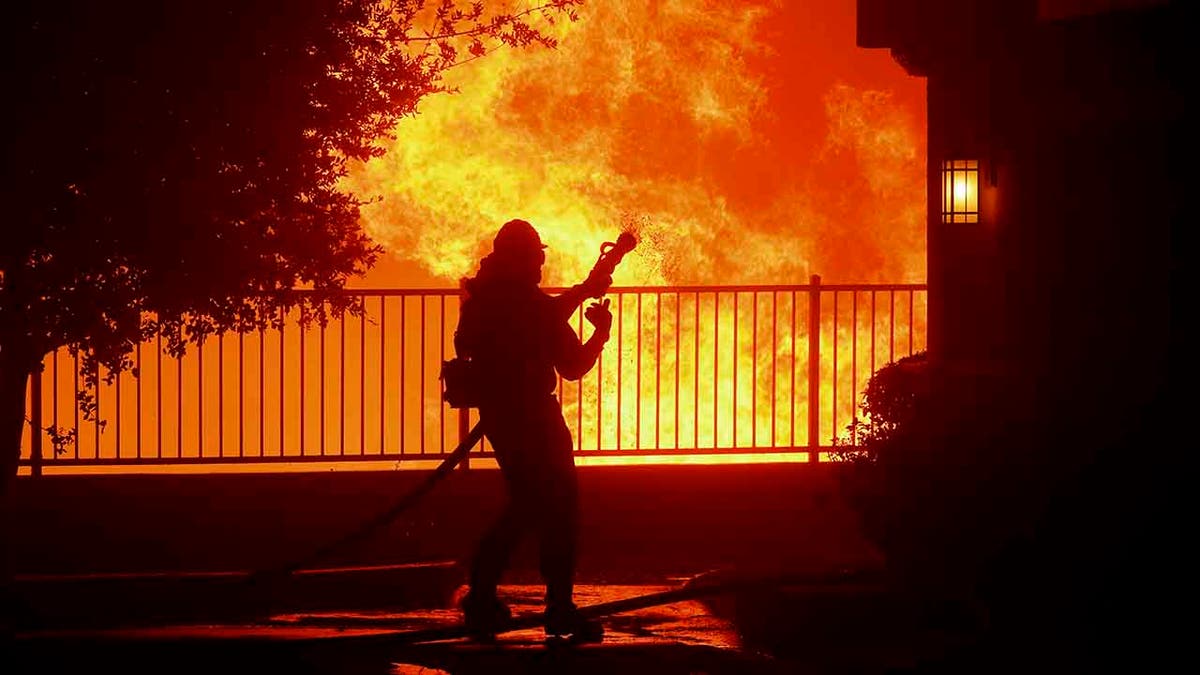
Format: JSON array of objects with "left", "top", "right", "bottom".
[{"left": 942, "top": 159, "right": 979, "bottom": 223}]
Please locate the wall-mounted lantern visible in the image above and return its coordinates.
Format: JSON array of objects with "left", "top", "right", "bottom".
[{"left": 941, "top": 159, "right": 980, "bottom": 223}]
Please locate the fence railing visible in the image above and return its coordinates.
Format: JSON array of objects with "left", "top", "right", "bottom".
[{"left": 20, "top": 277, "right": 926, "bottom": 472}]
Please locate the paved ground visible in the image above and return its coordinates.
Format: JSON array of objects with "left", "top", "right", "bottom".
[
  {"left": 6, "top": 584, "right": 800, "bottom": 674},
  {"left": 6, "top": 564, "right": 975, "bottom": 674}
]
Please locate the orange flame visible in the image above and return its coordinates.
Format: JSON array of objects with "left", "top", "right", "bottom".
[
  {"left": 341, "top": 2, "right": 928, "bottom": 461},
  {"left": 22, "top": 3, "right": 928, "bottom": 473},
  {"left": 343, "top": 1, "right": 925, "bottom": 288}
]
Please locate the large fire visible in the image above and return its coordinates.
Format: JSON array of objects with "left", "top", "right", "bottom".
[
  {"left": 23, "top": 1, "right": 926, "bottom": 471},
  {"left": 343, "top": 0, "right": 925, "bottom": 289},
  {"left": 340, "top": 1, "right": 927, "bottom": 461}
]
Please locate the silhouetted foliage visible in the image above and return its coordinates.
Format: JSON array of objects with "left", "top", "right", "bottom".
[
  {"left": 832, "top": 351, "right": 1102, "bottom": 659},
  {"left": 831, "top": 352, "right": 946, "bottom": 583},
  {"left": 0, "top": 0, "right": 581, "bottom": 484},
  {"left": 833, "top": 353, "right": 998, "bottom": 630},
  {"left": 834, "top": 351, "right": 929, "bottom": 460}
]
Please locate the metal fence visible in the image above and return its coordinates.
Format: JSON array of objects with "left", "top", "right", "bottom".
[{"left": 20, "top": 277, "right": 926, "bottom": 472}]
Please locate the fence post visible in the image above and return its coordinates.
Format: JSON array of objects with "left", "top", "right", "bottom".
[
  {"left": 30, "top": 363, "right": 43, "bottom": 478},
  {"left": 808, "top": 275, "right": 821, "bottom": 463}
]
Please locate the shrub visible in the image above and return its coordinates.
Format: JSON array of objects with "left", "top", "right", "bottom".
[
  {"left": 832, "top": 351, "right": 993, "bottom": 636},
  {"left": 833, "top": 350, "right": 930, "bottom": 463},
  {"left": 830, "top": 351, "right": 943, "bottom": 588}
]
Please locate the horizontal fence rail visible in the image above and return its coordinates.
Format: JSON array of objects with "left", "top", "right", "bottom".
[{"left": 20, "top": 279, "right": 927, "bottom": 472}]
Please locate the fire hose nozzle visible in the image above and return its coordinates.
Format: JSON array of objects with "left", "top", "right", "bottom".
[
  {"left": 594, "top": 230, "right": 638, "bottom": 278},
  {"left": 568, "top": 230, "right": 637, "bottom": 308}
]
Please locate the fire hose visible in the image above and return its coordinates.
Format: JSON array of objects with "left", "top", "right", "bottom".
[
  {"left": 245, "top": 230, "right": 639, "bottom": 594},
  {"left": 244, "top": 422, "right": 485, "bottom": 590}
]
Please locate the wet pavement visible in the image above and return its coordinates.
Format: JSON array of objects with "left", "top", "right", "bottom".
[{"left": 7, "top": 584, "right": 799, "bottom": 674}]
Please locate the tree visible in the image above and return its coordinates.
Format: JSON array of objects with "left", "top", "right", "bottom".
[{"left": 0, "top": 0, "right": 582, "bottom": 490}]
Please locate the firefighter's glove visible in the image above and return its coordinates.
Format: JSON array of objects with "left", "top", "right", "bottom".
[{"left": 585, "top": 298, "right": 613, "bottom": 338}]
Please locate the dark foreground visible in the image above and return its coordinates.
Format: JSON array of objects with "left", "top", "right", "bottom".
[{"left": 5, "top": 581, "right": 973, "bottom": 674}]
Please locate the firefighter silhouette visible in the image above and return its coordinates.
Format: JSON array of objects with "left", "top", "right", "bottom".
[{"left": 454, "top": 219, "right": 613, "bottom": 642}]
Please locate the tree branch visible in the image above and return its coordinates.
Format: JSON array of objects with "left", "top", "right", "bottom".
[{"left": 373, "top": 2, "right": 572, "bottom": 42}]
